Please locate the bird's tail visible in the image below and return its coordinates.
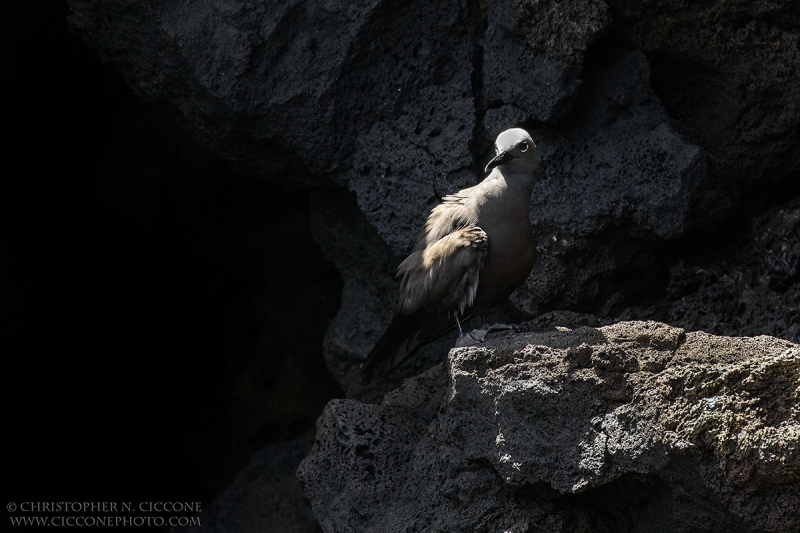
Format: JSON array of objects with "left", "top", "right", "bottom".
[{"left": 360, "top": 310, "right": 470, "bottom": 377}]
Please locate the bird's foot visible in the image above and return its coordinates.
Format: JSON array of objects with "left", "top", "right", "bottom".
[
  {"left": 454, "top": 329, "right": 488, "bottom": 347},
  {"left": 455, "top": 324, "right": 520, "bottom": 348},
  {"left": 479, "top": 323, "right": 519, "bottom": 333}
]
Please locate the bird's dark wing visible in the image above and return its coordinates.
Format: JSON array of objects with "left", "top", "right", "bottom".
[{"left": 361, "top": 226, "right": 488, "bottom": 377}]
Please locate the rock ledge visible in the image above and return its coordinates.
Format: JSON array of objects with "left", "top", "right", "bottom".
[{"left": 299, "top": 321, "right": 799, "bottom": 532}]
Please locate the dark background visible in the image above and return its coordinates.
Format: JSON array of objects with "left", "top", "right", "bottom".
[
  {"left": 2, "top": 0, "right": 343, "bottom": 506},
  {"left": 3, "top": 0, "right": 799, "bottom": 528}
]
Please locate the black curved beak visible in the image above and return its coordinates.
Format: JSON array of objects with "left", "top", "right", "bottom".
[{"left": 484, "top": 150, "right": 514, "bottom": 173}]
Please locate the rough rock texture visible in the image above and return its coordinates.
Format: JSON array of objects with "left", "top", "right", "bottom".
[
  {"left": 298, "top": 321, "right": 800, "bottom": 532},
  {"left": 483, "top": 0, "right": 611, "bottom": 123},
  {"left": 609, "top": 0, "right": 800, "bottom": 225},
  {"left": 530, "top": 196, "right": 800, "bottom": 345},
  {"left": 66, "top": 0, "right": 800, "bottom": 400},
  {"left": 59, "top": 1, "right": 800, "bottom": 529},
  {"left": 308, "top": 186, "right": 463, "bottom": 401},
  {"left": 649, "top": 197, "right": 800, "bottom": 342},
  {"left": 543, "top": 197, "right": 800, "bottom": 344},
  {"left": 515, "top": 42, "right": 704, "bottom": 315},
  {"left": 67, "top": 0, "right": 481, "bottom": 254},
  {"left": 175, "top": 441, "right": 320, "bottom": 533}
]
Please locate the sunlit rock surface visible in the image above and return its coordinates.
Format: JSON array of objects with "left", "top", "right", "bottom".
[{"left": 299, "top": 321, "right": 799, "bottom": 532}]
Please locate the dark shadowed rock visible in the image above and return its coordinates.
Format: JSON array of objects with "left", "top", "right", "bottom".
[
  {"left": 483, "top": 0, "right": 611, "bottom": 123},
  {"left": 68, "top": 0, "right": 382, "bottom": 177},
  {"left": 307, "top": 186, "right": 397, "bottom": 397},
  {"left": 66, "top": 0, "right": 800, "bottom": 401},
  {"left": 174, "top": 441, "right": 321, "bottom": 533},
  {"left": 66, "top": 0, "right": 483, "bottom": 399},
  {"left": 649, "top": 198, "right": 800, "bottom": 343},
  {"left": 528, "top": 198, "right": 800, "bottom": 345},
  {"left": 329, "top": 0, "right": 481, "bottom": 254},
  {"left": 512, "top": 43, "right": 705, "bottom": 315},
  {"left": 298, "top": 322, "right": 799, "bottom": 532},
  {"left": 608, "top": 0, "right": 800, "bottom": 224},
  {"left": 308, "top": 186, "right": 465, "bottom": 401},
  {"left": 67, "top": 0, "right": 480, "bottom": 254},
  {"left": 56, "top": 0, "right": 800, "bottom": 528}
]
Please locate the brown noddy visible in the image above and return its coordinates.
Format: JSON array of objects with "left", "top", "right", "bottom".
[{"left": 361, "top": 128, "right": 538, "bottom": 377}]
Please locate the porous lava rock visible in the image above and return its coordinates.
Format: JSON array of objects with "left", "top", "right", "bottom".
[
  {"left": 175, "top": 441, "right": 321, "bottom": 533},
  {"left": 298, "top": 321, "right": 800, "bottom": 532},
  {"left": 59, "top": 1, "right": 800, "bottom": 529},
  {"left": 609, "top": 0, "right": 800, "bottom": 224},
  {"left": 66, "top": 0, "right": 800, "bottom": 400},
  {"left": 577, "top": 197, "right": 800, "bottom": 344},
  {"left": 515, "top": 43, "right": 704, "bottom": 315},
  {"left": 650, "top": 198, "right": 800, "bottom": 343},
  {"left": 67, "top": 0, "right": 481, "bottom": 253},
  {"left": 483, "top": 0, "right": 611, "bottom": 123}
]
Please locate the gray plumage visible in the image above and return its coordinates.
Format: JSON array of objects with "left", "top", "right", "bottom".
[{"left": 362, "top": 128, "right": 539, "bottom": 377}]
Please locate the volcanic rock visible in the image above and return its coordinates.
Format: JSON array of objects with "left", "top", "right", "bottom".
[{"left": 298, "top": 321, "right": 800, "bottom": 532}]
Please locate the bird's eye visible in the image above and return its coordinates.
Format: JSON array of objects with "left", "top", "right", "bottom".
[{"left": 519, "top": 142, "right": 529, "bottom": 152}]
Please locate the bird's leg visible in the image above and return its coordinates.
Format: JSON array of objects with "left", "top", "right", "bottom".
[
  {"left": 454, "top": 314, "right": 464, "bottom": 337},
  {"left": 453, "top": 313, "right": 488, "bottom": 348}
]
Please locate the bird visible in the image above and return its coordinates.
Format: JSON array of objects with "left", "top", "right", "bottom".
[{"left": 360, "top": 128, "right": 539, "bottom": 377}]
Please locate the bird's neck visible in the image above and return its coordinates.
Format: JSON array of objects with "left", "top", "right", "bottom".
[
  {"left": 497, "top": 172, "right": 535, "bottom": 202},
  {"left": 481, "top": 173, "right": 534, "bottom": 218}
]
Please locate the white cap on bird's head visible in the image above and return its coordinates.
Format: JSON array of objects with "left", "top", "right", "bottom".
[{"left": 485, "top": 128, "right": 538, "bottom": 174}]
